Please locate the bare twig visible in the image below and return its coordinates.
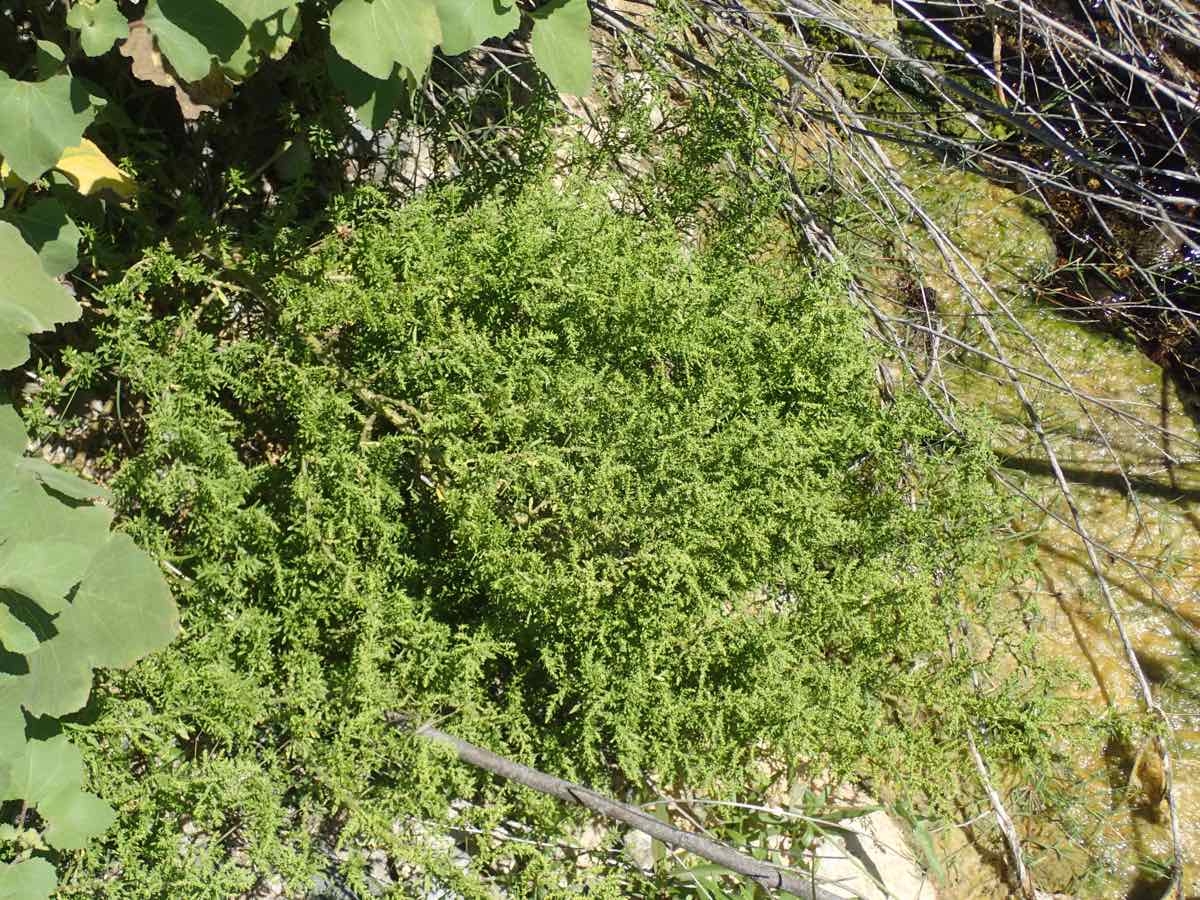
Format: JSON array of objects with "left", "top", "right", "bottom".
[{"left": 388, "top": 713, "right": 855, "bottom": 900}]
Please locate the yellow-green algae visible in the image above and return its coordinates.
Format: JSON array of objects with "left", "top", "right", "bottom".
[{"left": 878, "top": 162, "right": 1200, "bottom": 896}]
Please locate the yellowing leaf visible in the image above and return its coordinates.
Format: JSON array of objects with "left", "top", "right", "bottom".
[{"left": 53, "top": 139, "right": 135, "bottom": 199}]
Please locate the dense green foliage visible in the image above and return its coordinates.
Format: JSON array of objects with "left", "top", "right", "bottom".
[
  {"left": 18, "top": 177, "right": 1061, "bottom": 896},
  {"left": 0, "top": 2, "right": 1108, "bottom": 893},
  {"left": 0, "top": 3, "right": 596, "bottom": 892}
]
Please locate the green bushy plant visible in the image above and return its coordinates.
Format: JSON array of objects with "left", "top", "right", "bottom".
[
  {"left": 0, "top": 1, "right": 598, "bottom": 888},
  {"left": 29, "top": 177, "right": 1062, "bottom": 896}
]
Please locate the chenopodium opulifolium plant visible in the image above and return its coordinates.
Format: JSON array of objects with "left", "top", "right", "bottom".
[
  {"left": 0, "top": 404, "right": 178, "bottom": 898},
  {"left": 44, "top": 179, "right": 1058, "bottom": 895},
  {"left": 1, "top": 0, "right": 592, "bottom": 144},
  {"left": 281, "top": 183, "right": 1033, "bottom": 781}
]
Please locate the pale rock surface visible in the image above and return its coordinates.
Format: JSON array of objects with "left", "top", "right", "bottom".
[{"left": 811, "top": 787, "right": 937, "bottom": 900}]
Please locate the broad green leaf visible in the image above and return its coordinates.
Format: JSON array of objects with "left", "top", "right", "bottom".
[
  {"left": 434, "top": 0, "right": 519, "bottom": 55},
  {"left": 143, "top": 0, "right": 245, "bottom": 82},
  {"left": 0, "top": 732, "right": 114, "bottom": 853},
  {"left": 0, "top": 222, "right": 81, "bottom": 370},
  {"left": 0, "top": 435, "right": 114, "bottom": 556},
  {"left": 35, "top": 42, "right": 67, "bottom": 81},
  {"left": 2, "top": 734, "right": 83, "bottom": 804},
  {"left": 19, "top": 640, "right": 96, "bottom": 718},
  {"left": 54, "top": 139, "right": 136, "bottom": 199},
  {"left": 0, "top": 698, "right": 23, "bottom": 763},
  {"left": 530, "top": 0, "right": 593, "bottom": 96},
  {"left": 66, "top": 0, "right": 129, "bottom": 57},
  {"left": 40, "top": 789, "right": 116, "bottom": 850},
  {"left": 327, "top": 48, "right": 408, "bottom": 129},
  {"left": 0, "top": 405, "right": 178, "bottom": 710},
  {"left": 12, "top": 199, "right": 81, "bottom": 278},
  {"left": 0, "top": 858, "right": 56, "bottom": 900},
  {"left": 65, "top": 532, "right": 180, "bottom": 670},
  {"left": 330, "top": 0, "right": 442, "bottom": 81},
  {"left": 119, "top": 20, "right": 226, "bottom": 119},
  {"left": 20, "top": 533, "right": 179, "bottom": 717},
  {"left": 17, "top": 456, "right": 111, "bottom": 501},
  {"left": 221, "top": 0, "right": 297, "bottom": 21},
  {"left": 0, "top": 409, "right": 173, "bottom": 874},
  {"left": 224, "top": 3, "right": 301, "bottom": 79},
  {"left": 0, "top": 540, "right": 99, "bottom": 615},
  {"left": 0, "top": 73, "right": 95, "bottom": 182},
  {"left": 0, "top": 476, "right": 112, "bottom": 553},
  {"left": 0, "top": 605, "right": 39, "bottom": 655},
  {"left": 141, "top": 2, "right": 211, "bottom": 82},
  {"left": 0, "top": 403, "right": 29, "bottom": 455}
]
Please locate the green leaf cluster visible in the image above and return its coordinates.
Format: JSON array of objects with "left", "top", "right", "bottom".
[
  {"left": 123, "top": 0, "right": 589, "bottom": 100},
  {"left": 31, "top": 178, "right": 1062, "bottom": 895},
  {"left": 0, "top": 45, "right": 177, "bottom": 900},
  {"left": 0, "top": 398, "right": 178, "bottom": 897},
  {"left": 0, "top": 0, "right": 594, "bottom": 885},
  {"left": 0, "top": 96, "right": 174, "bottom": 900}
]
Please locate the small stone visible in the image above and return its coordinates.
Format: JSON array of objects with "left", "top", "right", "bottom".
[{"left": 623, "top": 829, "right": 655, "bottom": 871}]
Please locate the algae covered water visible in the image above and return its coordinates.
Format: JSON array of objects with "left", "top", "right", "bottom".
[{"left": 854, "top": 159, "right": 1200, "bottom": 896}]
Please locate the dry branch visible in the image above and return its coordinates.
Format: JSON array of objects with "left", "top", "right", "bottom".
[{"left": 387, "top": 713, "right": 854, "bottom": 900}]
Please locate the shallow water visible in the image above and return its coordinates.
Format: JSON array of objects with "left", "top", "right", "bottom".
[
  {"left": 956, "top": 303, "right": 1200, "bottom": 897},
  {"left": 858, "top": 163, "right": 1200, "bottom": 896}
]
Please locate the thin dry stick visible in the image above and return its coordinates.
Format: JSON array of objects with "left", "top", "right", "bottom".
[
  {"left": 388, "top": 714, "right": 854, "bottom": 900},
  {"left": 799, "top": 43, "right": 1183, "bottom": 899},
  {"left": 966, "top": 732, "right": 1039, "bottom": 899}
]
